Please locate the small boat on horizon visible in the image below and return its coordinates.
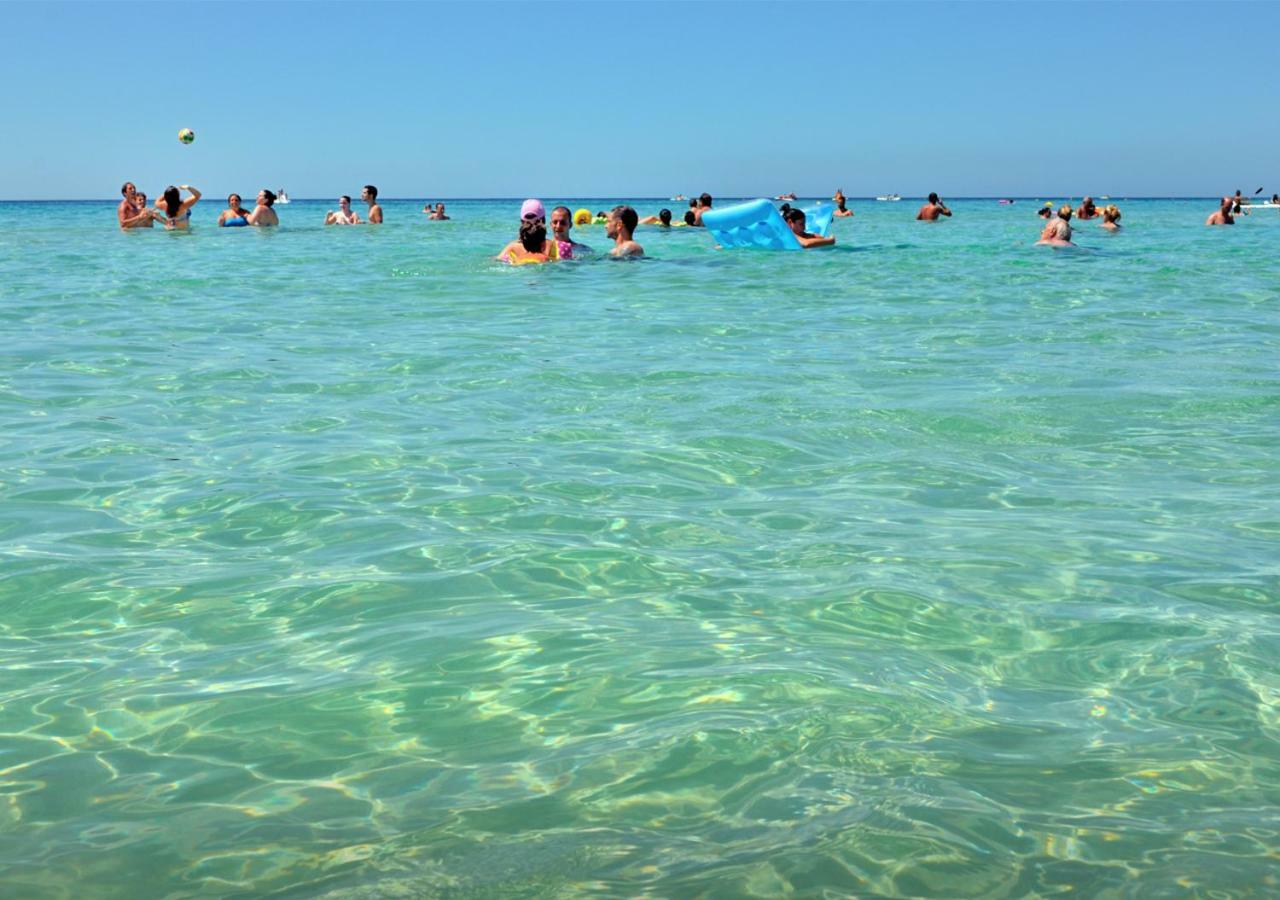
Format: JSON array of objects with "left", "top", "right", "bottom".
[
  {"left": 875, "top": 194, "right": 901, "bottom": 202},
  {"left": 276, "top": 189, "right": 291, "bottom": 205}
]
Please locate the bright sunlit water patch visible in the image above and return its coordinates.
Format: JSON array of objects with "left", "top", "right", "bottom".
[{"left": 1, "top": 198, "right": 1278, "bottom": 897}]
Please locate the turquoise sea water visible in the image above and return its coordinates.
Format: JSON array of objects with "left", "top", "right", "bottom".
[{"left": 1, "top": 198, "right": 1278, "bottom": 898}]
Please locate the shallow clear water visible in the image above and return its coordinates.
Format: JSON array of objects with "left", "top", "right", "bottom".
[{"left": 1, "top": 198, "right": 1278, "bottom": 898}]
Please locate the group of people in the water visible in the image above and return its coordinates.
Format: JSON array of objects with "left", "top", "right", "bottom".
[
  {"left": 116, "top": 181, "right": 388, "bottom": 230},
  {"left": 322, "top": 186, "right": 383, "bottom": 225},
  {"left": 495, "top": 199, "right": 645, "bottom": 263},
  {"left": 118, "top": 181, "right": 1273, "bottom": 256}
]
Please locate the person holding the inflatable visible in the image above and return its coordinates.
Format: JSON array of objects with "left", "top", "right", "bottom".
[{"left": 784, "top": 208, "right": 836, "bottom": 248}]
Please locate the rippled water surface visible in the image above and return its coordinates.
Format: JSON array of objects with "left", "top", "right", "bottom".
[{"left": 1, "top": 198, "right": 1278, "bottom": 898}]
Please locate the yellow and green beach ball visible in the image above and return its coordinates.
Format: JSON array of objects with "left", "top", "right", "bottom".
[{"left": 178, "top": 128, "right": 195, "bottom": 145}]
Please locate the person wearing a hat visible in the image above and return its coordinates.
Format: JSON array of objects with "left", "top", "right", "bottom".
[{"left": 495, "top": 199, "right": 552, "bottom": 261}]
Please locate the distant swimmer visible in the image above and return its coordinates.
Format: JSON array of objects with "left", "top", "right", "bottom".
[
  {"left": 693, "top": 192, "right": 713, "bottom": 226},
  {"left": 1075, "top": 196, "right": 1100, "bottom": 220},
  {"left": 606, "top": 205, "right": 644, "bottom": 258},
  {"left": 639, "top": 208, "right": 673, "bottom": 227},
  {"left": 683, "top": 210, "right": 697, "bottom": 226},
  {"left": 1037, "top": 206, "right": 1053, "bottom": 220},
  {"left": 1272, "top": 193, "right": 1279, "bottom": 206},
  {"left": 155, "top": 184, "right": 201, "bottom": 230},
  {"left": 1036, "top": 205, "right": 1074, "bottom": 246},
  {"left": 833, "top": 189, "right": 854, "bottom": 218},
  {"left": 916, "top": 192, "right": 951, "bottom": 221},
  {"left": 428, "top": 203, "right": 450, "bottom": 220},
  {"left": 247, "top": 189, "right": 279, "bottom": 227},
  {"left": 218, "top": 193, "right": 252, "bottom": 227},
  {"left": 1205, "top": 197, "right": 1234, "bottom": 226},
  {"left": 362, "top": 184, "right": 383, "bottom": 223},
  {"left": 549, "top": 205, "right": 591, "bottom": 258},
  {"left": 784, "top": 208, "right": 836, "bottom": 248},
  {"left": 1100, "top": 205, "right": 1122, "bottom": 231},
  {"left": 325, "top": 195, "right": 361, "bottom": 225},
  {"left": 1232, "top": 189, "right": 1245, "bottom": 214}
]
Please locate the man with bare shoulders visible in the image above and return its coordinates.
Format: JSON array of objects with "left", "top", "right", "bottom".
[
  {"left": 1075, "top": 196, "right": 1099, "bottom": 219},
  {"left": 1205, "top": 197, "right": 1234, "bottom": 226},
  {"left": 117, "top": 182, "right": 153, "bottom": 229},
  {"left": 916, "top": 192, "right": 951, "bottom": 221},
  {"left": 362, "top": 184, "right": 383, "bottom": 224},
  {"left": 606, "top": 205, "right": 644, "bottom": 258},
  {"left": 692, "top": 192, "right": 713, "bottom": 226},
  {"left": 247, "top": 189, "right": 279, "bottom": 227}
]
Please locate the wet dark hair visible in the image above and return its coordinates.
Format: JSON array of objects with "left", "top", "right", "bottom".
[
  {"left": 611, "top": 205, "right": 638, "bottom": 233},
  {"left": 595, "top": 211, "right": 606, "bottom": 218},
  {"left": 836, "top": 197, "right": 847, "bottom": 210},
  {"left": 162, "top": 186, "right": 181, "bottom": 217},
  {"left": 658, "top": 208, "right": 672, "bottom": 225},
  {"left": 1037, "top": 207, "right": 1052, "bottom": 217},
  {"left": 518, "top": 219, "right": 546, "bottom": 252},
  {"left": 689, "top": 199, "right": 698, "bottom": 209},
  {"left": 699, "top": 192, "right": 712, "bottom": 207},
  {"left": 340, "top": 195, "right": 351, "bottom": 204},
  {"left": 684, "top": 210, "right": 696, "bottom": 225},
  {"left": 121, "top": 182, "right": 135, "bottom": 196},
  {"left": 262, "top": 189, "right": 277, "bottom": 207},
  {"left": 364, "top": 184, "right": 378, "bottom": 200},
  {"left": 785, "top": 208, "right": 806, "bottom": 226},
  {"left": 779, "top": 203, "right": 792, "bottom": 217},
  {"left": 928, "top": 192, "right": 939, "bottom": 204}
]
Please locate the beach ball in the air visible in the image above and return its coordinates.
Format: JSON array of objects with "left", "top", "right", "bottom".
[{"left": 178, "top": 128, "right": 195, "bottom": 144}]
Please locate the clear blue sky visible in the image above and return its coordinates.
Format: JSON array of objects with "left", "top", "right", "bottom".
[{"left": 4, "top": 1, "right": 1277, "bottom": 199}]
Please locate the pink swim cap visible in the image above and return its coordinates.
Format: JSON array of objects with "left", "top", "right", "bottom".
[{"left": 520, "top": 199, "right": 545, "bottom": 221}]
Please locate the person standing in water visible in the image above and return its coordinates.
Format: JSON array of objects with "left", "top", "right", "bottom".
[
  {"left": 833, "top": 189, "right": 854, "bottom": 217},
  {"left": 693, "top": 193, "right": 713, "bottom": 226},
  {"left": 1036, "top": 205, "right": 1074, "bottom": 245},
  {"left": 117, "top": 182, "right": 155, "bottom": 229},
  {"left": 1205, "top": 197, "right": 1235, "bottom": 226},
  {"left": 1075, "top": 197, "right": 1100, "bottom": 219},
  {"left": 325, "top": 196, "right": 361, "bottom": 225},
  {"left": 916, "top": 192, "right": 951, "bottom": 220},
  {"left": 362, "top": 184, "right": 383, "bottom": 223},
  {"left": 548, "top": 206, "right": 590, "bottom": 256},
  {"left": 247, "top": 189, "right": 279, "bottom": 227},
  {"left": 1099, "top": 205, "right": 1122, "bottom": 231},
  {"left": 218, "top": 193, "right": 252, "bottom": 227},
  {"left": 155, "top": 184, "right": 201, "bottom": 230},
  {"left": 606, "top": 205, "right": 644, "bottom": 257}
]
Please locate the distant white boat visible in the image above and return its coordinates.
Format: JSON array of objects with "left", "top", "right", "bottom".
[
  {"left": 276, "top": 189, "right": 291, "bottom": 205},
  {"left": 875, "top": 194, "right": 901, "bottom": 202},
  {"left": 671, "top": 194, "right": 686, "bottom": 201}
]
